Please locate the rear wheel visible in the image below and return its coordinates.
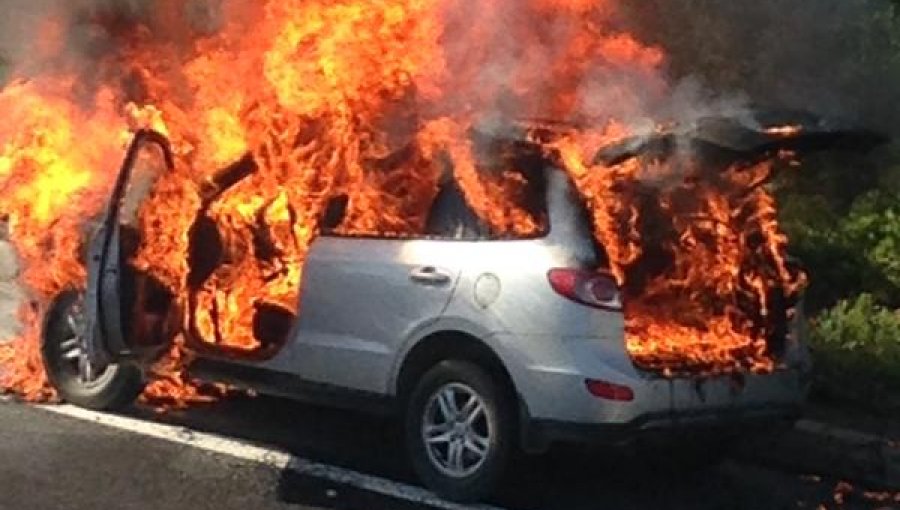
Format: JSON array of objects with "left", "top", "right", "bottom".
[
  {"left": 405, "top": 360, "right": 515, "bottom": 502},
  {"left": 42, "top": 290, "right": 144, "bottom": 411}
]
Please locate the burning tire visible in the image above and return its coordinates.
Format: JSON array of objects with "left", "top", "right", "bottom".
[
  {"left": 41, "top": 290, "right": 144, "bottom": 411},
  {"left": 405, "top": 360, "right": 514, "bottom": 502}
]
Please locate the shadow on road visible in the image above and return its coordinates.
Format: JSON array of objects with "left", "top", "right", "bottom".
[{"left": 126, "top": 395, "right": 859, "bottom": 510}]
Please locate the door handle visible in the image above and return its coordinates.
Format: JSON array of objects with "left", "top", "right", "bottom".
[{"left": 410, "top": 266, "right": 452, "bottom": 285}]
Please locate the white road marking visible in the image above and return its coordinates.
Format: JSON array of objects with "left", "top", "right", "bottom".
[{"left": 38, "top": 404, "right": 507, "bottom": 510}]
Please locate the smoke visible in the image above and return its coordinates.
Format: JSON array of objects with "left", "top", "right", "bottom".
[
  {"left": 434, "top": 0, "right": 891, "bottom": 146},
  {"left": 0, "top": 0, "right": 890, "bottom": 188},
  {"left": 621, "top": 0, "right": 900, "bottom": 135},
  {"left": 0, "top": 0, "right": 892, "bottom": 133},
  {"left": 435, "top": 0, "right": 670, "bottom": 126},
  {"left": 0, "top": 0, "right": 231, "bottom": 84}
]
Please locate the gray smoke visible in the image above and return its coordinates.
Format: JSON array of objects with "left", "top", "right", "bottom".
[
  {"left": 0, "top": 0, "right": 894, "bottom": 137},
  {"left": 0, "top": 0, "right": 226, "bottom": 83},
  {"left": 622, "top": 0, "right": 900, "bottom": 135}
]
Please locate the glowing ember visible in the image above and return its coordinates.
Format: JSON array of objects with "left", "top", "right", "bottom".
[
  {"left": 0, "top": 0, "right": 804, "bottom": 403},
  {"left": 766, "top": 124, "right": 804, "bottom": 137}
]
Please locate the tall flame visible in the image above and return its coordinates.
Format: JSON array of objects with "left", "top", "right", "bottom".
[{"left": 0, "top": 0, "right": 800, "bottom": 402}]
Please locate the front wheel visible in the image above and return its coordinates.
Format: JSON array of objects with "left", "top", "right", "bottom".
[
  {"left": 41, "top": 290, "right": 144, "bottom": 411},
  {"left": 405, "top": 360, "right": 515, "bottom": 503}
]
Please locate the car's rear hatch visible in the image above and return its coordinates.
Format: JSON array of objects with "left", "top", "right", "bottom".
[{"left": 550, "top": 110, "right": 884, "bottom": 415}]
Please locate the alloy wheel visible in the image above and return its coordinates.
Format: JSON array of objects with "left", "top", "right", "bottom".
[
  {"left": 421, "top": 382, "right": 493, "bottom": 478},
  {"left": 53, "top": 296, "right": 110, "bottom": 387}
]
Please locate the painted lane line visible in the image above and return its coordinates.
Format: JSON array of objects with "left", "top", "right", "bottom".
[{"left": 38, "top": 404, "right": 507, "bottom": 510}]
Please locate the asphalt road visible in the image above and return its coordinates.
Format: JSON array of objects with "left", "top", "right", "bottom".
[{"left": 0, "top": 396, "right": 893, "bottom": 510}]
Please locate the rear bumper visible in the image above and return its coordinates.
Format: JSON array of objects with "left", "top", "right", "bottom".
[
  {"left": 524, "top": 403, "right": 801, "bottom": 449},
  {"left": 493, "top": 332, "right": 810, "bottom": 427}
]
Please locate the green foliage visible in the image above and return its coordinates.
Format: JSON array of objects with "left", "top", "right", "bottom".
[
  {"left": 841, "top": 192, "right": 900, "bottom": 287},
  {"left": 813, "top": 294, "right": 900, "bottom": 359},
  {"left": 809, "top": 294, "right": 900, "bottom": 411},
  {"left": 779, "top": 187, "right": 900, "bottom": 312}
]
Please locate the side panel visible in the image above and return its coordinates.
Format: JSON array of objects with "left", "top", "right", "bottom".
[
  {"left": 386, "top": 238, "right": 646, "bottom": 422},
  {"left": 275, "top": 237, "right": 466, "bottom": 393}
]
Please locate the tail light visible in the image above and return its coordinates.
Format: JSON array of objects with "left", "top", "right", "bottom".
[
  {"left": 547, "top": 268, "right": 622, "bottom": 311},
  {"left": 585, "top": 379, "right": 634, "bottom": 402}
]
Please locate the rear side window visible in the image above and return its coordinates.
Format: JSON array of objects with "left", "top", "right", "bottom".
[
  {"left": 322, "top": 166, "right": 549, "bottom": 241},
  {"left": 424, "top": 179, "right": 496, "bottom": 241}
]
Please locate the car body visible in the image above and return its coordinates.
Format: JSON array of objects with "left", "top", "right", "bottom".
[
  {"left": 43, "top": 116, "right": 878, "bottom": 501},
  {"left": 278, "top": 168, "right": 811, "bottom": 437}
]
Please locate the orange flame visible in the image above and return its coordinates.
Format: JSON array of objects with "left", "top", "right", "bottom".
[{"left": 0, "top": 1, "right": 802, "bottom": 403}]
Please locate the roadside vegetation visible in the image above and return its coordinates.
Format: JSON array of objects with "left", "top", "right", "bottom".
[
  {"left": 808, "top": 294, "right": 900, "bottom": 412},
  {"left": 780, "top": 176, "right": 900, "bottom": 413}
]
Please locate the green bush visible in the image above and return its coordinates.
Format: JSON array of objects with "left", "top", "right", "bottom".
[
  {"left": 780, "top": 188, "right": 900, "bottom": 312},
  {"left": 840, "top": 192, "right": 900, "bottom": 288},
  {"left": 810, "top": 294, "right": 900, "bottom": 412}
]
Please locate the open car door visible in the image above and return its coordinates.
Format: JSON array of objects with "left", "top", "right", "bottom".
[
  {"left": 41, "top": 130, "right": 175, "bottom": 409},
  {"left": 83, "top": 130, "right": 175, "bottom": 368}
]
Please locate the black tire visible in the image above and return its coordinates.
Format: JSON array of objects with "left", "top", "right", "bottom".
[
  {"left": 405, "top": 360, "right": 515, "bottom": 503},
  {"left": 41, "top": 290, "right": 144, "bottom": 411}
]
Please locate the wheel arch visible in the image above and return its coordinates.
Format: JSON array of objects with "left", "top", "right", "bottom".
[{"left": 394, "top": 330, "right": 518, "bottom": 407}]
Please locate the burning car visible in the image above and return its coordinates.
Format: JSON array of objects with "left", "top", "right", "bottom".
[{"left": 36, "top": 110, "right": 884, "bottom": 501}]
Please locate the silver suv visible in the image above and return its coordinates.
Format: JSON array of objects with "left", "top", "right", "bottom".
[{"left": 40, "top": 117, "right": 867, "bottom": 502}]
